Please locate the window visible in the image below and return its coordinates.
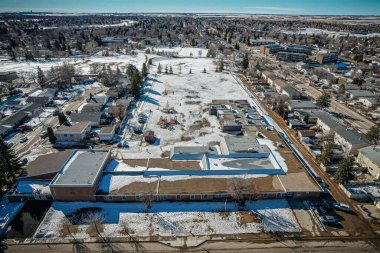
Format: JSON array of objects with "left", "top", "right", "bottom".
[
  {"left": 135, "top": 195, "right": 141, "bottom": 200},
  {"left": 190, "top": 195, "right": 195, "bottom": 200},
  {"left": 106, "top": 196, "right": 113, "bottom": 200},
  {"left": 70, "top": 191, "right": 75, "bottom": 195},
  {"left": 176, "top": 195, "right": 181, "bottom": 200},
  {"left": 202, "top": 194, "right": 208, "bottom": 200},
  {"left": 122, "top": 196, "right": 128, "bottom": 200},
  {"left": 161, "top": 195, "right": 167, "bottom": 201},
  {"left": 263, "top": 193, "right": 269, "bottom": 199},
  {"left": 276, "top": 193, "right": 282, "bottom": 198}
]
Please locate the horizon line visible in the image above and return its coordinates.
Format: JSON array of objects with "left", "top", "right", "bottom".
[{"left": 0, "top": 11, "right": 380, "bottom": 17}]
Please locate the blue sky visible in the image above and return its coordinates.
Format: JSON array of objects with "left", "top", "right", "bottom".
[{"left": 0, "top": 0, "right": 379, "bottom": 15}]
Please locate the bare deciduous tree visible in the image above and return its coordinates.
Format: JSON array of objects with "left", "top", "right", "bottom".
[{"left": 228, "top": 177, "right": 251, "bottom": 209}]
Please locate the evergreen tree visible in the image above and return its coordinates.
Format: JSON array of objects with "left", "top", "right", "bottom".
[
  {"left": 366, "top": 124, "right": 380, "bottom": 146},
  {"left": 169, "top": 66, "right": 173, "bottom": 74},
  {"left": 58, "top": 112, "right": 68, "bottom": 125},
  {"left": 0, "top": 138, "right": 22, "bottom": 184},
  {"left": 37, "top": 67, "right": 46, "bottom": 88},
  {"left": 334, "top": 156, "right": 355, "bottom": 184},
  {"left": 317, "top": 141, "right": 334, "bottom": 165},
  {"left": 157, "top": 63, "right": 162, "bottom": 74},
  {"left": 165, "top": 65, "right": 168, "bottom": 74},
  {"left": 203, "top": 67, "right": 207, "bottom": 73},
  {"left": 8, "top": 49, "right": 16, "bottom": 61},
  {"left": 234, "top": 43, "right": 240, "bottom": 50},
  {"left": 148, "top": 58, "right": 153, "bottom": 65},
  {"left": 127, "top": 64, "right": 143, "bottom": 98},
  {"left": 316, "top": 92, "right": 331, "bottom": 109},
  {"left": 142, "top": 63, "right": 148, "bottom": 77},
  {"left": 25, "top": 51, "right": 34, "bottom": 61},
  {"left": 241, "top": 53, "right": 249, "bottom": 69},
  {"left": 189, "top": 68, "right": 192, "bottom": 74},
  {"left": 338, "top": 84, "right": 345, "bottom": 94},
  {"left": 47, "top": 127, "right": 56, "bottom": 144},
  {"left": 246, "top": 36, "right": 251, "bottom": 46}
]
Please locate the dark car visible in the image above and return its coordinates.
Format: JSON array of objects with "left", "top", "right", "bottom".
[{"left": 19, "top": 158, "right": 28, "bottom": 165}]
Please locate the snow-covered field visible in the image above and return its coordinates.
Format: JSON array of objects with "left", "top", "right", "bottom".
[
  {"left": 121, "top": 55, "right": 253, "bottom": 159},
  {"left": 34, "top": 200, "right": 301, "bottom": 239},
  {"left": 284, "top": 28, "right": 380, "bottom": 38}
]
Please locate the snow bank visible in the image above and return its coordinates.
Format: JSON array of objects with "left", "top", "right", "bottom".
[{"left": 15, "top": 180, "right": 51, "bottom": 195}]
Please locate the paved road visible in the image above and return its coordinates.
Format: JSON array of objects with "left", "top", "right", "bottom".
[
  {"left": 4, "top": 239, "right": 379, "bottom": 253},
  {"left": 282, "top": 67, "right": 375, "bottom": 133},
  {"left": 240, "top": 76, "right": 378, "bottom": 238}
]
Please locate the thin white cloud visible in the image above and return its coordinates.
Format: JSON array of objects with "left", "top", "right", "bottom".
[{"left": 246, "top": 6, "right": 304, "bottom": 12}]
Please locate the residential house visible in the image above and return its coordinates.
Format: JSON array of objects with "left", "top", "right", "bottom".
[
  {"left": 347, "top": 90, "right": 375, "bottom": 100},
  {"left": 282, "top": 86, "right": 302, "bottom": 99},
  {"left": 359, "top": 97, "right": 378, "bottom": 108},
  {"left": 91, "top": 126, "right": 116, "bottom": 141},
  {"left": 287, "top": 100, "right": 319, "bottom": 111},
  {"left": 89, "top": 95, "right": 108, "bottom": 105},
  {"left": 20, "top": 103, "right": 43, "bottom": 117},
  {"left": 70, "top": 112, "right": 102, "bottom": 126},
  {"left": 54, "top": 121, "right": 91, "bottom": 143},
  {"left": 311, "top": 110, "right": 343, "bottom": 136},
  {"left": 0, "top": 71, "right": 18, "bottom": 82},
  {"left": 0, "top": 111, "right": 28, "bottom": 128},
  {"left": 334, "top": 127, "right": 371, "bottom": 155},
  {"left": 357, "top": 146, "right": 380, "bottom": 179}
]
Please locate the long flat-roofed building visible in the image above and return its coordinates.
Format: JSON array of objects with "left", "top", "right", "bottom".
[{"left": 49, "top": 150, "right": 111, "bottom": 201}]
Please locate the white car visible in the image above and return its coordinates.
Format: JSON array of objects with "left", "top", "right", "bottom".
[
  {"left": 333, "top": 203, "right": 350, "bottom": 212},
  {"left": 319, "top": 215, "right": 339, "bottom": 224}
]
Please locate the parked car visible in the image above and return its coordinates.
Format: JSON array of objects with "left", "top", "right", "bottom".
[
  {"left": 63, "top": 121, "right": 72, "bottom": 126},
  {"left": 40, "top": 131, "right": 48, "bottom": 138},
  {"left": 19, "top": 158, "right": 28, "bottom": 165},
  {"left": 333, "top": 202, "right": 350, "bottom": 212},
  {"left": 319, "top": 215, "right": 339, "bottom": 224},
  {"left": 18, "top": 125, "right": 32, "bottom": 131},
  {"left": 19, "top": 137, "right": 28, "bottom": 143},
  {"left": 6, "top": 141, "right": 14, "bottom": 148}
]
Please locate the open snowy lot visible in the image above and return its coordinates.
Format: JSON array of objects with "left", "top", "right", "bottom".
[
  {"left": 121, "top": 55, "right": 253, "bottom": 158},
  {"left": 34, "top": 200, "right": 301, "bottom": 239}
]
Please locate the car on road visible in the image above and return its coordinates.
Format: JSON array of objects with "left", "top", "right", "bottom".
[
  {"left": 19, "top": 137, "right": 28, "bottom": 143},
  {"left": 333, "top": 202, "right": 350, "bottom": 212}
]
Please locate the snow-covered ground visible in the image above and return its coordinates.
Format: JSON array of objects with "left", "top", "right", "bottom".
[
  {"left": 284, "top": 28, "right": 380, "bottom": 38},
  {"left": 104, "top": 159, "right": 147, "bottom": 172},
  {"left": 121, "top": 55, "right": 252, "bottom": 158},
  {"left": 15, "top": 180, "right": 51, "bottom": 195},
  {"left": 151, "top": 47, "right": 209, "bottom": 58},
  {"left": 34, "top": 199, "right": 301, "bottom": 239}
]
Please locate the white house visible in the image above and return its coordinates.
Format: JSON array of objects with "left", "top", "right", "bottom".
[{"left": 54, "top": 122, "right": 91, "bottom": 143}]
